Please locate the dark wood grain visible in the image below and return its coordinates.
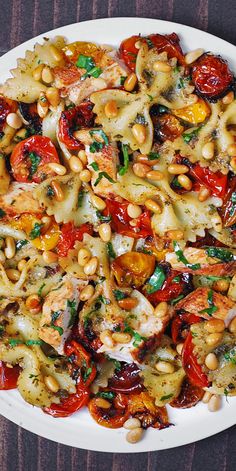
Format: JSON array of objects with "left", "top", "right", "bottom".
[{"left": 0, "top": 1, "right": 236, "bottom": 469}]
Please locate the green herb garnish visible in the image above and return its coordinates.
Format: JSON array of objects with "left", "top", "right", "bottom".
[
  {"left": 113, "top": 289, "right": 127, "bottom": 301},
  {"left": 29, "top": 374, "right": 39, "bottom": 385},
  {"left": 0, "top": 208, "right": 6, "bottom": 219},
  {"left": 183, "top": 126, "right": 202, "bottom": 144},
  {"left": 89, "top": 129, "right": 109, "bottom": 146},
  {"left": 51, "top": 311, "right": 62, "bottom": 323},
  {"left": 120, "top": 76, "right": 126, "bottom": 85},
  {"left": 78, "top": 190, "right": 84, "bottom": 208},
  {"left": 89, "top": 141, "right": 103, "bottom": 153},
  {"left": 206, "top": 247, "right": 234, "bottom": 263},
  {"left": 38, "top": 283, "right": 46, "bottom": 298},
  {"left": 97, "top": 295, "right": 110, "bottom": 305},
  {"left": 124, "top": 322, "right": 147, "bottom": 348},
  {"left": 83, "top": 366, "right": 93, "bottom": 382},
  {"left": 200, "top": 289, "right": 218, "bottom": 316},
  {"left": 50, "top": 325, "right": 63, "bottom": 336},
  {"left": 160, "top": 393, "right": 173, "bottom": 401},
  {"left": 28, "top": 152, "right": 41, "bottom": 178},
  {"left": 46, "top": 185, "right": 55, "bottom": 198},
  {"left": 16, "top": 239, "right": 28, "bottom": 251},
  {"left": 94, "top": 172, "right": 115, "bottom": 186},
  {"left": 229, "top": 192, "right": 236, "bottom": 217},
  {"left": 76, "top": 54, "right": 94, "bottom": 70},
  {"left": 224, "top": 348, "right": 236, "bottom": 365},
  {"left": 67, "top": 299, "right": 77, "bottom": 327},
  {"left": 173, "top": 241, "right": 201, "bottom": 270},
  {"left": 147, "top": 94, "right": 154, "bottom": 101},
  {"left": 107, "top": 241, "right": 116, "bottom": 259},
  {"left": 96, "top": 391, "right": 115, "bottom": 400},
  {"left": 170, "top": 294, "right": 185, "bottom": 305},
  {"left": 90, "top": 161, "right": 99, "bottom": 171},
  {"left": 29, "top": 222, "right": 43, "bottom": 240},
  {"left": 145, "top": 265, "right": 166, "bottom": 294},
  {"left": 148, "top": 152, "right": 160, "bottom": 160},
  {"left": 118, "top": 144, "right": 130, "bottom": 176},
  {"left": 96, "top": 210, "right": 112, "bottom": 223}
]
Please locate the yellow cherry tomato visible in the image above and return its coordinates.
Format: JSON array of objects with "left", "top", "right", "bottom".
[
  {"left": 63, "top": 41, "right": 103, "bottom": 64},
  {"left": 173, "top": 98, "right": 210, "bottom": 124},
  {"left": 12, "top": 214, "right": 60, "bottom": 251}
]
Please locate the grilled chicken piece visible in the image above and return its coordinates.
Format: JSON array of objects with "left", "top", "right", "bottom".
[
  {"left": 166, "top": 247, "right": 236, "bottom": 276},
  {"left": 39, "top": 276, "right": 87, "bottom": 354},
  {"left": 0, "top": 182, "right": 42, "bottom": 215}
]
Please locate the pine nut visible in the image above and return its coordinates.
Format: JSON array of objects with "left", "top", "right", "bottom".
[
  {"left": 6, "top": 112, "right": 22, "bottom": 129},
  {"left": 94, "top": 397, "right": 111, "bottom": 409},
  {"left": 188, "top": 93, "right": 198, "bottom": 104},
  {"left": 211, "top": 213, "right": 222, "bottom": 233},
  {"left": 83, "top": 256, "right": 98, "bottom": 275},
  {"left": 144, "top": 199, "right": 162, "bottom": 214},
  {"left": 17, "top": 259, "right": 27, "bottom": 271},
  {"left": 37, "top": 100, "right": 48, "bottom": 118},
  {"left": 32, "top": 63, "right": 44, "bottom": 81},
  {"left": 117, "top": 297, "right": 138, "bottom": 310},
  {"left": 230, "top": 157, "right": 236, "bottom": 171},
  {"left": 167, "top": 230, "right": 184, "bottom": 240},
  {"left": 155, "top": 361, "right": 175, "bottom": 374},
  {"left": 79, "top": 169, "right": 91, "bottom": 182},
  {"left": 112, "top": 332, "right": 132, "bottom": 344},
  {"left": 6, "top": 268, "right": 20, "bottom": 282},
  {"left": 176, "top": 343, "right": 184, "bottom": 355},
  {"left": 68, "top": 155, "right": 83, "bottom": 173},
  {"left": 98, "top": 223, "right": 111, "bottom": 242},
  {"left": 132, "top": 162, "right": 149, "bottom": 177},
  {"left": 222, "top": 91, "right": 234, "bottom": 105},
  {"left": 25, "top": 294, "right": 41, "bottom": 313},
  {"left": 205, "top": 352, "right": 219, "bottom": 370},
  {"left": 124, "top": 418, "right": 141, "bottom": 430},
  {"left": 185, "top": 48, "right": 204, "bottom": 65},
  {"left": 46, "top": 87, "right": 60, "bottom": 107},
  {"left": 104, "top": 100, "right": 118, "bottom": 118},
  {"left": 168, "top": 164, "right": 189, "bottom": 175},
  {"left": 208, "top": 394, "right": 221, "bottom": 412},
  {"left": 78, "top": 150, "right": 88, "bottom": 165},
  {"left": 127, "top": 203, "right": 142, "bottom": 219},
  {"left": 154, "top": 301, "right": 168, "bottom": 318},
  {"left": 43, "top": 250, "right": 58, "bottom": 263},
  {"left": 4, "top": 236, "right": 16, "bottom": 259},
  {"left": 132, "top": 124, "right": 146, "bottom": 144},
  {"left": 202, "top": 391, "right": 212, "bottom": 404},
  {"left": 153, "top": 61, "right": 171, "bottom": 72},
  {"left": 136, "top": 154, "right": 160, "bottom": 166},
  {"left": 48, "top": 162, "right": 67, "bottom": 175},
  {"left": 228, "top": 317, "right": 236, "bottom": 333},
  {"left": 205, "top": 319, "right": 225, "bottom": 333},
  {"left": 198, "top": 187, "right": 211, "bottom": 202},
  {"left": 129, "top": 219, "right": 138, "bottom": 227},
  {"left": 202, "top": 142, "right": 214, "bottom": 160},
  {"left": 124, "top": 73, "right": 137, "bottom": 92},
  {"left": 206, "top": 332, "right": 223, "bottom": 347},
  {"left": 42, "top": 66, "right": 54, "bottom": 84},
  {"left": 44, "top": 375, "right": 59, "bottom": 393},
  {"left": 177, "top": 174, "right": 192, "bottom": 190},
  {"left": 212, "top": 279, "right": 229, "bottom": 293},
  {"left": 80, "top": 284, "right": 95, "bottom": 301},
  {"left": 126, "top": 428, "right": 143, "bottom": 444},
  {"left": 41, "top": 216, "right": 52, "bottom": 234},
  {"left": 0, "top": 250, "right": 6, "bottom": 263},
  {"left": 51, "top": 180, "right": 64, "bottom": 201},
  {"left": 146, "top": 170, "right": 164, "bottom": 181},
  {"left": 78, "top": 248, "right": 91, "bottom": 267},
  {"left": 135, "top": 40, "right": 142, "bottom": 49},
  {"left": 100, "top": 329, "right": 114, "bottom": 348},
  {"left": 227, "top": 143, "right": 236, "bottom": 157},
  {"left": 49, "top": 44, "right": 64, "bottom": 62},
  {"left": 90, "top": 194, "right": 106, "bottom": 211}
]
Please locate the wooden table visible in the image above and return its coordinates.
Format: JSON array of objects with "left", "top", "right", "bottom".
[{"left": 0, "top": 1, "right": 236, "bottom": 469}]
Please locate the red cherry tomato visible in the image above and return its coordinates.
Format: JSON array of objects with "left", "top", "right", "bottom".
[
  {"left": 0, "top": 361, "right": 20, "bottom": 390},
  {"left": 119, "top": 35, "right": 141, "bottom": 71},
  {"left": 188, "top": 230, "right": 226, "bottom": 248},
  {"left": 0, "top": 96, "right": 17, "bottom": 132},
  {"left": 104, "top": 199, "right": 152, "bottom": 239},
  {"left": 65, "top": 340, "right": 96, "bottom": 388},
  {"left": 171, "top": 312, "right": 202, "bottom": 343},
  {"left": 221, "top": 175, "right": 236, "bottom": 227},
  {"left": 170, "top": 377, "right": 204, "bottom": 408},
  {"left": 189, "top": 164, "right": 228, "bottom": 198},
  {"left": 88, "top": 393, "right": 129, "bottom": 428},
  {"left": 58, "top": 102, "right": 94, "bottom": 151},
  {"left": 108, "top": 363, "right": 143, "bottom": 394},
  {"left": 10, "top": 136, "right": 60, "bottom": 183},
  {"left": 191, "top": 53, "right": 233, "bottom": 99},
  {"left": 57, "top": 222, "right": 93, "bottom": 257},
  {"left": 152, "top": 113, "right": 184, "bottom": 143},
  {"left": 43, "top": 384, "right": 89, "bottom": 418},
  {"left": 144, "top": 271, "right": 189, "bottom": 305},
  {"left": 182, "top": 332, "right": 210, "bottom": 388}
]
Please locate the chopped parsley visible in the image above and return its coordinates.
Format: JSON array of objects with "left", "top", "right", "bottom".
[
  {"left": 16, "top": 239, "right": 28, "bottom": 251},
  {"left": 200, "top": 289, "right": 218, "bottom": 316},
  {"left": 107, "top": 241, "right": 116, "bottom": 259},
  {"left": 206, "top": 247, "right": 234, "bottom": 263},
  {"left": 173, "top": 241, "right": 201, "bottom": 270},
  {"left": 78, "top": 190, "right": 84, "bottom": 208},
  {"left": 160, "top": 393, "right": 173, "bottom": 401},
  {"left": 90, "top": 161, "right": 99, "bottom": 171},
  {"left": 96, "top": 210, "right": 112, "bottom": 223},
  {"left": 0, "top": 208, "right": 6, "bottom": 219},
  {"left": 124, "top": 322, "right": 147, "bottom": 348},
  {"left": 94, "top": 171, "right": 115, "bottom": 186},
  {"left": 173, "top": 65, "right": 180, "bottom": 73},
  {"left": 67, "top": 299, "right": 77, "bottom": 327},
  {"left": 28, "top": 152, "right": 41, "bottom": 179},
  {"left": 29, "top": 222, "right": 43, "bottom": 240},
  {"left": 118, "top": 144, "right": 130, "bottom": 176},
  {"left": 95, "top": 391, "right": 115, "bottom": 400},
  {"left": 113, "top": 289, "right": 127, "bottom": 301},
  {"left": 148, "top": 151, "right": 160, "bottom": 160},
  {"left": 183, "top": 126, "right": 202, "bottom": 144},
  {"left": 145, "top": 265, "right": 166, "bottom": 294}
]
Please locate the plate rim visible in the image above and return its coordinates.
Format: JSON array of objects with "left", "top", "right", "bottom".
[{"left": 0, "top": 16, "right": 236, "bottom": 453}]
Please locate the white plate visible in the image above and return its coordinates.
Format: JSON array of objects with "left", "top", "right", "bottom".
[{"left": 0, "top": 17, "right": 236, "bottom": 453}]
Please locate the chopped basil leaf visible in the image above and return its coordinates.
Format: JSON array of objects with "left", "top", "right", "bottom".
[
  {"left": 120, "top": 76, "right": 126, "bottom": 85},
  {"left": 148, "top": 152, "right": 160, "bottom": 160},
  {"left": 200, "top": 289, "right": 218, "bottom": 316},
  {"left": 8, "top": 339, "right": 23, "bottom": 346},
  {"left": 51, "top": 311, "right": 62, "bottom": 323},
  {"left": 145, "top": 37, "right": 154, "bottom": 48},
  {"left": 67, "top": 299, "right": 77, "bottom": 327},
  {"left": 29, "top": 222, "right": 43, "bottom": 240},
  {"left": 90, "top": 161, "right": 99, "bottom": 171},
  {"left": 173, "top": 65, "right": 180, "bottom": 73},
  {"left": 78, "top": 190, "right": 84, "bottom": 208},
  {"left": 224, "top": 348, "right": 236, "bottom": 365},
  {"left": 97, "top": 295, "right": 110, "bottom": 305},
  {"left": 160, "top": 393, "right": 173, "bottom": 401},
  {"left": 124, "top": 322, "right": 147, "bottom": 347},
  {"left": 229, "top": 192, "right": 236, "bottom": 216},
  {"left": 29, "top": 152, "right": 41, "bottom": 178},
  {"left": 76, "top": 54, "right": 94, "bottom": 71},
  {"left": 170, "top": 294, "right": 185, "bottom": 305},
  {"left": 46, "top": 185, "right": 55, "bottom": 198},
  {"left": 94, "top": 171, "right": 115, "bottom": 186},
  {"left": 205, "top": 275, "right": 230, "bottom": 282},
  {"left": 147, "top": 94, "right": 154, "bottom": 101},
  {"left": 89, "top": 129, "right": 109, "bottom": 146},
  {"left": 173, "top": 241, "right": 201, "bottom": 270},
  {"left": 146, "top": 265, "right": 166, "bottom": 294},
  {"left": 83, "top": 66, "right": 102, "bottom": 78},
  {"left": 96, "top": 391, "right": 115, "bottom": 400},
  {"left": 83, "top": 366, "right": 93, "bottom": 382},
  {"left": 96, "top": 210, "right": 112, "bottom": 223},
  {"left": 206, "top": 247, "right": 234, "bottom": 262},
  {"left": 113, "top": 289, "right": 127, "bottom": 301},
  {"left": 0, "top": 208, "right": 6, "bottom": 219},
  {"left": 38, "top": 283, "right": 46, "bottom": 298},
  {"left": 183, "top": 126, "right": 202, "bottom": 144},
  {"left": 172, "top": 276, "right": 180, "bottom": 283},
  {"left": 107, "top": 241, "right": 116, "bottom": 259},
  {"left": 25, "top": 340, "right": 43, "bottom": 346},
  {"left": 118, "top": 144, "right": 130, "bottom": 176},
  {"left": 51, "top": 325, "right": 63, "bottom": 336},
  {"left": 16, "top": 239, "right": 28, "bottom": 251},
  {"left": 89, "top": 141, "right": 103, "bottom": 153}
]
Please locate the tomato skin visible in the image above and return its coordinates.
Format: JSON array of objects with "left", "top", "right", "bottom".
[
  {"left": 58, "top": 102, "right": 94, "bottom": 151},
  {"left": 104, "top": 199, "right": 152, "bottom": 239},
  {"left": 119, "top": 35, "right": 141, "bottom": 71},
  {"left": 65, "top": 340, "right": 96, "bottom": 388},
  {"left": 88, "top": 393, "right": 129, "bottom": 428},
  {"left": 221, "top": 175, "right": 236, "bottom": 227},
  {"left": 108, "top": 363, "right": 143, "bottom": 394},
  {"left": 190, "top": 164, "right": 227, "bottom": 198},
  {"left": 43, "top": 385, "right": 89, "bottom": 418},
  {"left": 128, "top": 391, "right": 170, "bottom": 429},
  {"left": 0, "top": 96, "right": 17, "bottom": 132},
  {"left": 112, "top": 252, "right": 156, "bottom": 288},
  {"left": 182, "top": 332, "right": 210, "bottom": 388},
  {"left": 152, "top": 113, "right": 184, "bottom": 143},
  {"left": 10, "top": 136, "right": 60, "bottom": 183},
  {"left": 0, "top": 361, "right": 20, "bottom": 390},
  {"left": 57, "top": 222, "right": 93, "bottom": 257},
  {"left": 191, "top": 53, "right": 233, "bottom": 100},
  {"left": 145, "top": 271, "right": 191, "bottom": 305},
  {"left": 171, "top": 312, "right": 202, "bottom": 343},
  {"left": 170, "top": 377, "right": 204, "bottom": 408}
]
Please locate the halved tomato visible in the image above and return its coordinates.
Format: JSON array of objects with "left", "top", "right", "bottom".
[
  {"left": 43, "top": 384, "right": 89, "bottom": 418},
  {"left": 56, "top": 222, "right": 93, "bottom": 257},
  {"left": 104, "top": 199, "right": 153, "bottom": 239},
  {"left": 58, "top": 102, "right": 94, "bottom": 151},
  {"left": 182, "top": 332, "right": 210, "bottom": 388},
  {"left": 191, "top": 53, "right": 233, "bottom": 100},
  {"left": 88, "top": 392, "right": 129, "bottom": 428}
]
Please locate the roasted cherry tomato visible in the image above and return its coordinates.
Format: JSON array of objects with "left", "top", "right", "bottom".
[
  {"left": 145, "top": 271, "right": 192, "bottom": 305},
  {"left": 119, "top": 35, "right": 141, "bottom": 71},
  {"left": 108, "top": 363, "right": 143, "bottom": 394},
  {"left": 65, "top": 340, "right": 96, "bottom": 388},
  {"left": 57, "top": 222, "right": 93, "bottom": 257},
  {"left": 182, "top": 332, "right": 210, "bottom": 388},
  {"left": 63, "top": 41, "right": 103, "bottom": 64},
  {"left": 191, "top": 53, "right": 233, "bottom": 100},
  {"left": 188, "top": 230, "right": 226, "bottom": 248},
  {"left": 128, "top": 391, "right": 170, "bottom": 429},
  {"left": 173, "top": 98, "right": 210, "bottom": 124},
  {"left": 88, "top": 392, "right": 129, "bottom": 428},
  {"left": 12, "top": 214, "right": 60, "bottom": 251},
  {"left": 112, "top": 251, "right": 156, "bottom": 288},
  {"left": 58, "top": 102, "right": 94, "bottom": 151},
  {"left": 170, "top": 377, "right": 204, "bottom": 408},
  {"left": 104, "top": 199, "right": 153, "bottom": 239},
  {"left": 10, "top": 135, "right": 60, "bottom": 183},
  {"left": 171, "top": 311, "right": 202, "bottom": 343},
  {"left": 152, "top": 113, "right": 184, "bottom": 143},
  {"left": 0, "top": 96, "right": 17, "bottom": 133},
  {"left": 18, "top": 102, "right": 42, "bottom": 135},
  {"left": 0, "top": 361, "right": 20, "bottom": 390},
  {"left": 44, "top": 384, "right": 89, "bottom": 418},
  {"left": 221, "top": 175, "right": 236, "bottom": 227}
]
